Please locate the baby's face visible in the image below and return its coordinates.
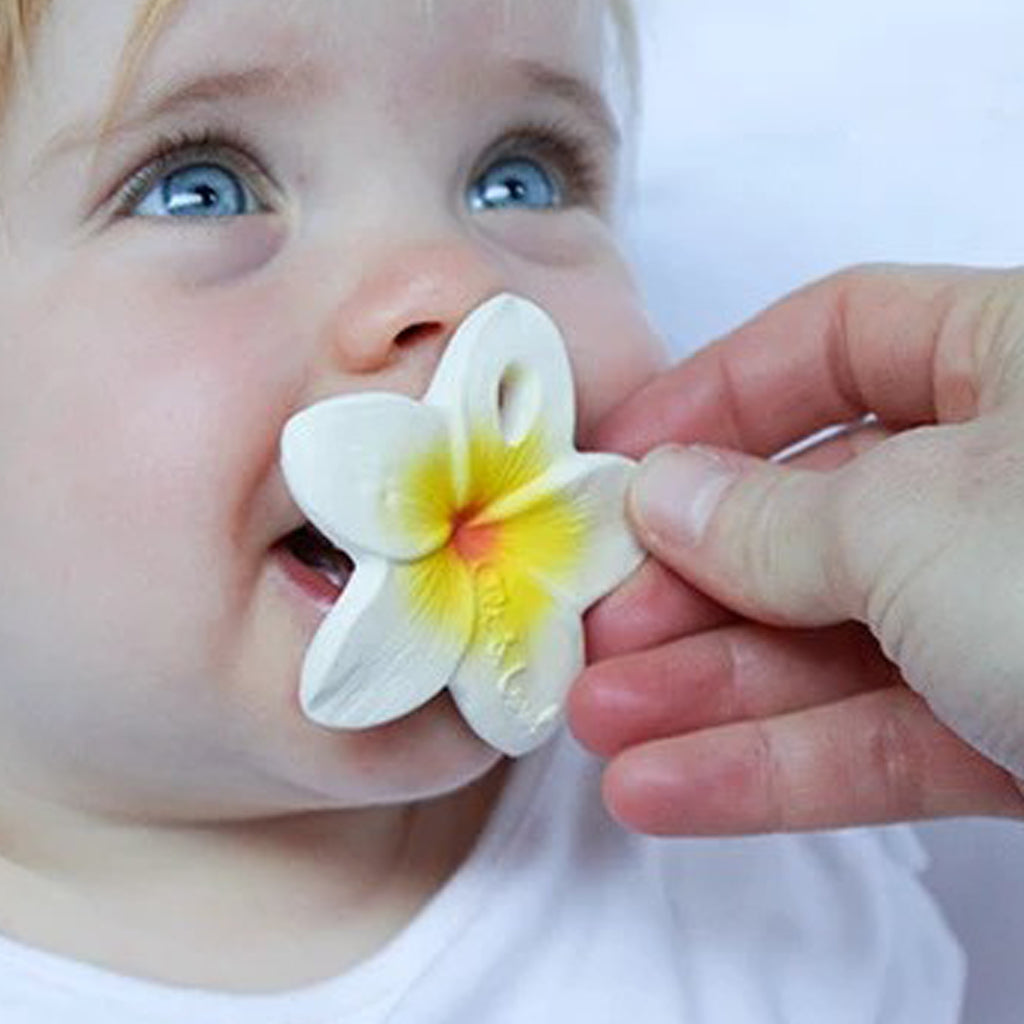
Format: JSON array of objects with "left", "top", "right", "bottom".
[{"left": 0, "top": 0, "right": 665, "bottom": 819}]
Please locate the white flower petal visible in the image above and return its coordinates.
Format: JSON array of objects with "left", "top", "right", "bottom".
[
  {"left": 499, "top": 451, "right": 645, "bottom": 612},
  {"left": 282, "top": 394, "right": 452, "bottom": 561},
  {"left": 425, "top": 294, "right": 577, "bottom": 495},
  {"left": 283, "top": 292, "right": 644, "bottom": 753},
  {"left": 448, "top": 588, "right": 584, "bottom": 756},
  {"left": 301, "top": 555, "right": 472, "bottom": 729}
]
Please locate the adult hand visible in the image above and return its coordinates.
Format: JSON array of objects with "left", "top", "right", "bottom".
[{"left": 571, "top": 265, "right": 1024, "bottom": 834}]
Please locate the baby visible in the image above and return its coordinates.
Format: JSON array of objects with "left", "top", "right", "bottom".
[{"left": 0, "top": 0, "right": 963, "bottom": 1020}]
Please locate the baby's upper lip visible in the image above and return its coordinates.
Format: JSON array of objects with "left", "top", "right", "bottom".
[
  {"left": 266, "top": 471, "right": 350, "bottom": 562},
  {"left": 273, "top": 515, "right": 308, "bottom": 548},
  {"left": 263, "top": 468, "right": 310, "bottom": 549}
]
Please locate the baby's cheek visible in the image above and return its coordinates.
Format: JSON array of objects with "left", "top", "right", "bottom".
[
  {"left": 567, "top": 289, "right": 669, "bottom": 438},
  {"left": 0, "top": 257, "right": 290, "bottom": 632},
  {"left": 514, "top": 231, "right": 668, "bottom": 437}
]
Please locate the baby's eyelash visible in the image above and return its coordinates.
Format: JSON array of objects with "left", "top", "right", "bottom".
[
  {"left": 484, "top": 119, "right": 613, "bottom": 208},
  {"left": 109, "top": 127, "right": 276, "bottom": 216},
  {"left": 103, "top": 120, "right": 612, "bottom": 219}
]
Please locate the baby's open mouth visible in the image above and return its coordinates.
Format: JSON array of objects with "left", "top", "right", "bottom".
[{"left": 275, "top": 521, "right": 355, "bottom": 603}]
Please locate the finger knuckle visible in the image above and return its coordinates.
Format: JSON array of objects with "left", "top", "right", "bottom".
[
  {"left": 732, "top": 470, "right": 803, "bottom": 612},
  {"left": 826, "top": 428, "right": 951, "bottom": 620},
  {"left": 867, "top": 699, "right": 926, "bottom": 820},
  {"left": 749, "top": 719, "right": 787, "bottom": 832}
]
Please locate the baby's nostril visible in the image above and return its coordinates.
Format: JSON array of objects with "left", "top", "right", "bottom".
[{"left": 394, "top": 321, "right": 443, "bottom": 347}]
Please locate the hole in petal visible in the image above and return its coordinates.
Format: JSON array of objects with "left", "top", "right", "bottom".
[{"left": 496, "top": 362, "right": 540, "bottom": 446}]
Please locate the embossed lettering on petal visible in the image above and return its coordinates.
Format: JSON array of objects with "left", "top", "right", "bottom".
[{"left": 280, "top": 294, "right": 643, "bottom": 755}]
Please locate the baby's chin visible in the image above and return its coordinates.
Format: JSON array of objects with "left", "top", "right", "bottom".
[{"left": 297, "top": 690, "right": 508, "bottom": 808}]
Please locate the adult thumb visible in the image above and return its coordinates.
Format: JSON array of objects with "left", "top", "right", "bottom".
[{"left": 628, "top": 444, "right": 849, "bottom": 629}]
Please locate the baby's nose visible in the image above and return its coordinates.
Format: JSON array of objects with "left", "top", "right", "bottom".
[{"left": 318, "top": 239, "right": 504, "bottom": 378}]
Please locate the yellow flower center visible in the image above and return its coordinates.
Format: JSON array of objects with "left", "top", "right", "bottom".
[
  {"left": 399, "top": 424, "right": 586, "bottom": 671},
  {"left": 450, "top": 505, "right": 501, "bottom": 566}
]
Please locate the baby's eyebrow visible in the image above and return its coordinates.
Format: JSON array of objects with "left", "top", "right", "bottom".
[
  {"left": 33, "top": 57, "right": 619, "bottom": 174},
  {"left": 122, "top": 64, "right": 324, "bottom": 125},
  {"left": 34, "top": 63, "right": 327, "bottom": 172},
  {"left": 513, "top": 59, "right": 622, "bottom": 151}
]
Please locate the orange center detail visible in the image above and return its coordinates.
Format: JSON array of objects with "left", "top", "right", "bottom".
[{"left": 451, "top": 507, "right": 500, "bottom": 566}]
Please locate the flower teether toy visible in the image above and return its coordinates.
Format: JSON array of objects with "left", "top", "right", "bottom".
[{"left": 280, "top": 294, "right": 642, "bottom": 755}]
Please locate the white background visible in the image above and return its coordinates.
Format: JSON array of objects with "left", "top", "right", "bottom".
[{"left": 623, "top": 3, "right": 1024, "bottom": 1021}]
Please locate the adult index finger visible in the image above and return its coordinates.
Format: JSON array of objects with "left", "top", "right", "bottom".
[
  {"left": 602, "top": 687, "right": 1024, "bottom": 835},
  {"left": 591, "top": 264, "right": 1019, "bottom": 460}
]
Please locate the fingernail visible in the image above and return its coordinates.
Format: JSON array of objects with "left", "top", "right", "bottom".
[{"left": 632, "top": 445, "right": 738, "bottom": 547}]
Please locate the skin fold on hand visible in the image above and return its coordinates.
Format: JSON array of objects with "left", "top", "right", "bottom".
[{"left": 572, "top": 264, "right": 1024, "bottom": 836}]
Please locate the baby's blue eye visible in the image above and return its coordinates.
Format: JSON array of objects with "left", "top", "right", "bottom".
[
  {"left": 132, "top": 162, "right": 261, "bottom": 218},
  {"left": 468, "top": 156, "right": 562, "bottom": 212}
]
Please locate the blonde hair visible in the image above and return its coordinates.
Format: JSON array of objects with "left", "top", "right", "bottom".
[
  {"left": 0, "top": 0, "right": 182, "bottom": 129},
  {"left": 0, "top": 1, "right": 42, "bottom": 116},
  {"left": 607, "top": 0, "right": 638, "bottom": 94}
]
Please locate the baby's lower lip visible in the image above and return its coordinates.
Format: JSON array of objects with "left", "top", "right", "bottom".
[{"left": 271, "top": 542, "right": 348, "bottom": 613}]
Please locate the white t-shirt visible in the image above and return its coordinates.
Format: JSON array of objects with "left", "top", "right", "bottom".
[{"left": 0, "top": 732, "right": 963, "bottom": 1023}]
